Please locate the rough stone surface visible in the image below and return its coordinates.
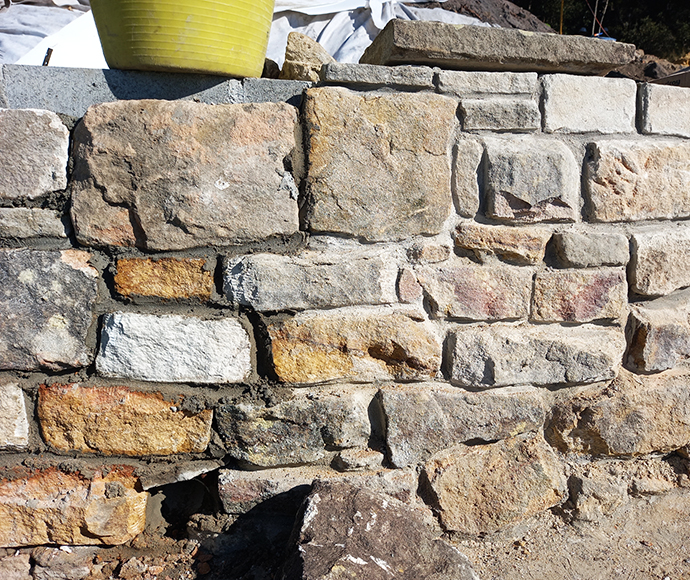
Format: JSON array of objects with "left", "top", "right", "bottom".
[
  {"left": 304, "top": 87, "right": 456, "bottom": 241},
  {"left": 422, "top": 434, "right": 566, "bottom": 535},
  {"left": 215, "top": 387, "right": 374, "bottom": 468},
  {"left": 70, "top": 100, "right": 300, "bottom": 250},
  {"left": 437, "top": 70, "right": 539, "bottom": 96},
  {"left": 531, "top": 268, "right": 627, "bottom": 323},
  {"left": 380, "top": 383, "right": 545, "bottom": 467},
  {"left": 114, "top": 257, "right": 213, "bottom": 301},
  {"left": 586, "top": 140, "right": 690, "bottom": 223},
  {"left": 452, "top": 139, "right": 483, "bottom": 218},
  {"left": 553, "top": 230, "right": 629, "bottom": 268},
  {"left": 460, "top": 98, "right": 541, "bottom": 132},
  {"left": 96, "top": 312, "right": 251, "bottom": 384},
  {"left": 398, "top": 267, "right": 424, "bottom": 303},
  {"left": 320, "top": 63, "right": 435, "bottom": 88},
  {"left": 448, "top": 323, "right": 626, "bottom": 388},
  {"left": 0, "top": 554, "right": 31, "bottom": 580},
  {"left": 0, "top": 108, "right": 68, "bottom": 200},
  {"left": 267, "top": 308, "right": 441, "bottom": 384},
  {"left": 0, "top": 208, "right": 69, "bottom": 239},
  {"left": 454, "top": 222, "right": 551, "bottom": 264},
  {"left": 38, "top": 383, "right": 213, "bottom": 456},
  {"left": 279, "top": 32, "right": 336, "bottom": 83},
  {"left": 639, "top": 83, "right": 690, "bottom": 138},
  {"left": 630, "top": 226, "right": 690, "bottom": 296},
  {"left": 0, "top": 383, "right": 29, "bottom": 449},
  {"left": 31, "top": 546, "right": 97, "bottom": 580},
  {"left": 282, "top": 480, "right": 479, "bottom": 580},
  {"left": 406, "top": 241, "right": 452, "bottom": 264},
  {"left": 542, "top": 75, "right": 637, "bottom": 134},
  {"left": 546, "top": 368, "right": 690, "bottom": 456},
  {"left": 333, "top": 449, "right": 385, "bottom": 472},
  {"left": 360, "top": 20, "right": 635, "bottom": 74},
  {"left": 0, "top": 249, "right": 98, "bottom": 371},
  {"left": 224, "top": 253, "right": 397, "bottom": 312},
  {"left": 484, "top": 136, "right": 579, "bottom": 223},
  {"left": 414, "top": 259, "right": 533, "bottom": 320},
  {"left": 0, "top": 467, "right": 147, "bottom": 547}
]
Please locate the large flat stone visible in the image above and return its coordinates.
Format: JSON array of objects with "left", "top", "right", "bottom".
[
  {"left": 303, "top": 87, "right": 456, "bottom": 241},
  {"left": 70, "top": 100, "right": 300, "bottom": 250},
  {"left": 0, "top": 208, "right": 69, "bottom": 239},
  {"left": 96, "top": 312, "right": 252, "bottom": 384},
  {"left": 0, "top": 383, "right": 29, "bottom": 449},
  {"left": 630, "top": 226, "right": 690, "bottom": 296},
  {"left": 454, "top": 222, "right": 551, "bottom": 264},
  {"left": 360, "top": 20, "right": 635, "bottom": 74},
  {"left": 448, "top": 323, "right": 626, "bottom": 388},
  {"left": 553, "top": 230, "right": 629, "bottom": 268},
  {"left": 0, "top": 249, "right": 98, "bottom": 371},
  {"left": 639, "top": 83, "right": 690, "bottom": 138}
]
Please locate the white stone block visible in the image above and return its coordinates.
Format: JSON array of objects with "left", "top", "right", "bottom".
[
  {"left": 0, "top": 383, "right": 29, "bottom": 448},
  {"left": 639, "top": 83, "right": 690, "bottom": 138}
]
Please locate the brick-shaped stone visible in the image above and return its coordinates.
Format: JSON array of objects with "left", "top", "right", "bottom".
[
  {"left": 70, "top": 100, "right": 300, "bottom": 250},
  {"left": 452, "top": 138, "right": 483, "bottom": 217},
  {"left": 454, "top": 222, "right": 551, "bottom": 264},
  {"left": 0, "top": 249, "right": 98, "bottom": 371},
  {"left": 542, "top": 75, "right": 637, "bottom": 134},
  {"left": 553, "top": 230, "right": 629, "bottom": 268},
  {"left": 484, "top": 136, "right": 579, "bottom": 223},
  {"left": 0, "top": 208, "right": 69, "bottom": 239},
  {"left": 267, "top": 308, "right": 441, "bottom": 384},
  {"left": 460, "top": 99, "right": 540, "bottom": 132},
  {"left": 449, "top": 323, "right": 626, "bottom": 388},
  {"left": 531, "top": 268, "right": 627, "bottom": 323},
  {"left": 437, "top": 70, "right": 539, "bottom": 97},
  {"left": 414, "top": 259, "right": 532, "bottom": 320},
  {"left": 224, "top": 252, "right": 397, "bottom": 312},
  {"left": 630, "top": 226, "right": 690, "bottom": 296},
  {"left": 38, "top": 383, "right": 213, "bottom": 456},
  {"left": 304, "top": 87, "right": 456, "bottom": 241},
  {"left": 96, "top": 312, "right": 251, "bottom": 384},
  {"left": 114, "top": 257, "right": 213, "bottom": 301},
  {"left": 586, "top": 140, "right": 690, "bottom": 222},
  {"left": 320, "top": 63, "right": 435, "bottom": 88},
  {"left": 639, "top": 83, "right": 690, "bottom": 138},
  {"left": 0, "top": 383, "right": 28, "bottom": 449},
  {"left": 0, "top": 109, "right": 68, "bottom": 200}
]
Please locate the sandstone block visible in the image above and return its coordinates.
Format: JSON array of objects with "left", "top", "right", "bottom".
[
  {"left": 333, "top": 448, "right": 385, "bottom": 472},
  {"left": 553, "top": 230, "right": 629, "bottom": 268},
  {"left": 279, "top": 32, "right": 335, "bottom": 83},
  {"left": 542, "top": 75, "right": 637, "bottom": 133},
  {"left": 0, "top": 553, "right": 31, "bottom": 579},
  {"left": 437, "top": 70, "right": 539, "bottom": 96},
  {"left": 70, "top": 100, "right": 300, "bottom": 250},
  {"left": 267, "top": 308, "right": 441, "bottom": 384},
  {"left": 452, "top": 138, "right": 483, "bottom": 218},
  {"left": 361, "top": 20, "right": 635, "bottom": 74},
  {"left": 630, "top": 226, "right": 690, "bottom": 296},
  {"left": 454, "top": 222, "right": 551, "bottom": 264},
  {"left": 531, "top": 268, "right": 627, "bottom": 323},
  {"left": 406, "top": 241, "right": 452, "bottom": 264},
  {"left": 0, "top": 467, "right": 147, "bottom": 547},
  {"left": 38, "top": 383, "right": 212, "bottom": 456},
  {"left": 448, "top": 323, "right": 625, "bottom": 388},
  {"left": 0, "top": 208, "right": 68, "bottom": 239},
  {"left": 0, "top": 249, "right": 98, "bottom": 371},
  {"left": 304, "top": 87, "right": 456, "bottom": 241},
  {"left": 397, "top": 267, "right": 424, "bottom": 303},
  {"left": 586, "top": 140, "right": 690, "bottom": 222},
  {"left": 224, "top": 253, "right": 397, "bottom": 312},
  {"left": 32, "top": 546, "right": 98, "bottom": 580},
  {"left": 639, "top": 83, "right": 690, "bottom": 138},
  {"left": 215, "top": 387, "right": 374, "bottom": 468},
  {"left": 0, "top": 383, "right": 29, "bottom": 449},
  {"left": 414, "top": 259, "right": 533, "bottom": 320},
  {"left": 484, "top": 136, "right": 579, "bottom": 223},
  {"left": 0, "top": 109, "right": 68, "bottom": 200},
  {"left": 380, "top": 383, "right": 545, "bottom": 467},
  {"left": 96, "top": 312, "right": 251, "bottom": 384},
  {"left": 460, "top": 98, "right": 540, "bottom": 132},
  {"left": 114, "top": 257, "right": 214, "bottom": 301},
  {"left": 320, "top": 63, "right": 435, "bottom": 88},
  {"left": 422, "top": 433, "right": 566, "bottom": 535}
]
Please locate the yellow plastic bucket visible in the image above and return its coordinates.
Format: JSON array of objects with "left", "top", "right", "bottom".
[{"left": 90, "top": 0, "right": 275, "bottom": 77}]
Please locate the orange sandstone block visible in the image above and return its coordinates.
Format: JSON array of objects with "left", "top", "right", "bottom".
[{"left": 114, "top": 257, "right": 213, "bottom": 300}]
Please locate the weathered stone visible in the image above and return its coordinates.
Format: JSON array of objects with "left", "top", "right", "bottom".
[
  {"left": 0, "top": 249, "right": 98, "bottom": 371},
  {"left": 484, "top": 136, "right": 579, "bottom": 223},
  {"left": 406, "top": 241, "right": 452, "bottom": 264},
  {"left": 0, "top": 554, "right": 31, "bottom": 580},
  {"left": 0, "top": 109, "right": 68, "bottom": 200},
  {"left": 460, "top": 99, "right": 541, "bottom": 132},
  {"left": 280, "top": 32, "right": 336, "bottom": 83},
  {"left": 267, "top": 309, "right": 441, "bottom": 384},
  {"left": 542, "top": 75, "right": 637, "bottom": 133},
  {"left": 0, "top": 467, "right": 147, "bottom": 547},
  {"left": 320, "top": 63, "right": 435, "bottom": 88},
  {"left": 0, "top": 383, "right": 28, "bottom": 449},
  {"left": 452, "top": 139, "right": 483, "bottom": 217},
  {"left": 96, "top": 312, "right": 251, "bottom": 384},
  {"left": 38, "top": 383, "right": 213, "bottom": 456},
  {"left": 0, "top": 208, "right": 69, "bottom": 239},
  {"left": 70, "top": 100, "right": 300, "bottom": 250},
  {"left": 630, "top": 226, "right": 690, "bottom": 296},
  {"left": 553, "top": 230, "right": 629, "bottom": 268},
  {"left": 531, "top": 268, "right": 627, "bottom": 323},
  {"left": 422, "top": 434, "right": 566, "bottom": 535},
  {"left": 304, "top": 87, "right": 456, "bottom": 241},
  {"left": 454, "top": 222, "right": 551, "bottom": 264},
  {"left": 137, "top": 460, "right": 222, "bottom": 491},
  {"left": 360, "top": 20, "right": 635, "bottom": 74},
  {"left": 282, "top": 481, "right": 479, "bottom": 580},
  {"left": 333, "top": 448, "right": 385, "bottom": 472},
  {"left": 448, "top": 323, "right": 626, "bottom": 388},
  {"left": 32, "top": 546, "right": 97, "bottom": 580},
  {"left": 414, "top": 259, "right": 533, "bottom": 320},
  {"left": 224, "top": 253, "right": 397, "bottom": 312},
  {"left": 639, "top": 83, "right": 690, "bottom": 138},
  {"left": 586, "top": 140, "right": 690, "bottom": 223},
  {"left": 568, "top": 471, "right": 628, "bottom": 523},
  {"left": 397, "top": 267, "right": 424, "bottom": 304},
  {"left": 626, "top": 288, "right": 690, "bottom": 373},
  {"left": 437, "top": 70, "right": 539, "bottom": 96},
  {"left": 546, "top": 368, "right": 690, "bottom": 456},
  {"left": 380, "top": 383, "right": 545, "bottom": 467},
  {"left": 114, "top": 257, "right": 214, "bottom": 301},
  {"left": 216, "top": 387, "right": 374, "bottom": 468}
]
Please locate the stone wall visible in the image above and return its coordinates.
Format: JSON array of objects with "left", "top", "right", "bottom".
[{"left": 1, "top": 62, "right": 690, "bottom": 578}]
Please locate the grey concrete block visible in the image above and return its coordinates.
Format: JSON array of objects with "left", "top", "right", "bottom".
[
  {"left": 639, "top": 83, "right": 690, "bottom": 138},
  {"left": 242, "top": 78, "right": 311, "bottom": 107},
  {"left": 320, "top": 63, "right": 435, "bottom": 88}
]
